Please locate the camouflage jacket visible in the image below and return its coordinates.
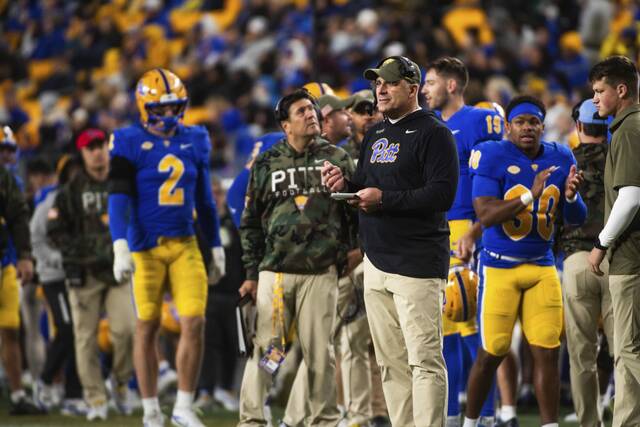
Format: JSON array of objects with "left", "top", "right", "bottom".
[
  {"left": 559, "top": 142, "right": 607, "bottom": 258},
  {"left": 47, "top": 170, "right": 114, "bottom": 284},
  {"left": 341, "top": 137, "right": 362, "bottom": 163},
  {"left": 240, "top": 137, "right": 357, "bottom": 280},
  {"left": 0, "top": 167, "right": 31, "bottom": 260}
]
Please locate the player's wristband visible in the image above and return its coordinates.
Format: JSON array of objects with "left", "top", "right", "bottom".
[
  {"left": 565, "top": 193, "right": 578, "bottom": 203},
  {"left": 520, "top": 192, "right": 534, "bottom": 206},
  {"left": 593, "top": 237, "right": 608, "bottom": 251}
]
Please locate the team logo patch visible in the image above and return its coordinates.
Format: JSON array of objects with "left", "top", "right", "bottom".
[
  {"left": 294, "top": 195, "right": 309, "bottom": 212},
  {"left": 469, "top": 150, "right": 482, "bottom": 170},
  {"left": 370, "top": 138, "right": 399, "bottom": 164},
  {"left": 142, "top": 141, "right": 154, "bottom": 150},
  {"left": 531, "top": 164, "right": 539, "bottom": 171},
  {"left": 163, "top": 140, "right": 170, "bottom": 147},
  {"left": 507, "top": 165, "right": 521, "bottom": 174}
]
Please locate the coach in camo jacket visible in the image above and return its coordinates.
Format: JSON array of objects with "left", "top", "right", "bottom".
[
  {"left": 238, "top": 89, "right": 356, "bottom": 427},
  {"left": 559, "top": 99, "right": 612, "bottom": 427}
]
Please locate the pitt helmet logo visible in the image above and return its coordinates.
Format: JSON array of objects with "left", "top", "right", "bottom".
[{"left": 370, "top": 138, "right": 399, "bottom": 164}]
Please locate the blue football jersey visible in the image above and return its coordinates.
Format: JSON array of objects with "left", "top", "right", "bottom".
[
  {"left": 470, "top": 140, "right": 580, "bottom": 268},
  {"left": 437, "top": 106, "right": 503, "bottom": 221},
  {"left": 227, "top": 132, "right": 284, "bottom": 227},
  {"left": 110, "top": 123, "right": 212, "bottom": 251}
]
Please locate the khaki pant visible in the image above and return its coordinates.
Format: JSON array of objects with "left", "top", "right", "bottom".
[
  {"left": 283, "top": 263, "right": 380, "bottom": 426},
  {"left": 335, "top": 264, "right": 373, "bottom": 425},
  {"left": 609, "top": 274, "right": 640, "bottom": 427},
  {"left": 562, "top": 252, "right": 614, "bottom": 427},
  {"left": 363, "top": 256, "right": 447, "bottom": 427},
  {"left": 68, "top": 275, "right": 135, "bottom": 405},
  {"left": 238, "top": 269, "right": 340, "bottom": 427}
]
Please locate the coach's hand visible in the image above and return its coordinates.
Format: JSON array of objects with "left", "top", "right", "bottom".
[
  {"left": 239, "top": 280, "right": 258, "bottom": 301},
  {"left": 113, "top": 239, "right": 135, "bottom": 283},
  {"left": 588, "top": 247, "right": 606, "bottom": 276},
  {"left": 208, "top": 246, "right": 226, "bottom": 285},
  {"left": 322, "top": 161, "right": 345, "bottom": 192},
  {"left": 565, "top": 164, "right": 584, "bottom": 200},
  {"left": 354, "top": 187, "right": 382, "bottom": 213}
]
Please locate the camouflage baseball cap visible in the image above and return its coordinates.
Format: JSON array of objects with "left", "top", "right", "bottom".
[
  {"left": 317, "top": 94, "right": 351, "bottom": 117},
  {"left": 347, "top": 90, "right": 375, "bottom": 109},
  {"left": 364, "top": 56, "right": 421, "bottom": 85}
]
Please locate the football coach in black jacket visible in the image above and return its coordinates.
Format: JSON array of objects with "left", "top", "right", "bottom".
[{"left": 322, "top": 56, "right": 458, "bottom": 427}]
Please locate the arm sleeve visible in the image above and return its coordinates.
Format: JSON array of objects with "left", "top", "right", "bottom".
[
  {"left": 563, "top": 192, "right": 588, "bottom": 225},
  {"left": 227, "top": 168, "right": 250, "bottom": 228},
  {"left": 239, "top": 166, "right": 266, "bottom": 281},
  {"left": 5, "top": 173, "right": 32, "bottom": 259},
  {"left": 107, "top": 193, "right": 130, "bottom": 241},
  {"left": 599, "top": 185, "right": 640, "bottom": 247},
  {"left": 381, "top": 126, "right": 459, "bottom": 212},
  {"left": 195, "top": 163, "right": 222, "bottom": 247},
  {"left": 108, "top": 155, "right": 137, "bottom": 195}
]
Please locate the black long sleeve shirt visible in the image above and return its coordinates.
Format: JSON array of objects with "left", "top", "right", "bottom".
[{"left": 347, "top": 109, "right": 459, "bottom": 279}]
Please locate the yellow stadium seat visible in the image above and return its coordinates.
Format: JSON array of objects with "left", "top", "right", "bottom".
[
  {"left": 169, "top": 10, "right": 202, "bottom": 35},
  {"left": 143, "top": 24, "right": 166, "bottom": 41},
  {"left": 183, "top": 107, "right": 211, "bottom": 125},
  {"left": 28, "top": 60, "right": 56, "bottom": 82},
  {"left": 210, "top": 0, "right": 242, "bottom": 31},
  {"left": 169, "top": 39, "right": 186, "bottom": 59}
]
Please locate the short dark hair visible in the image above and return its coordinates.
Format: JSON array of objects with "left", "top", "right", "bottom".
[
  {"left": 26, "top": 158, "right": 54, "bottom": 176},
  {"left": 505, "top": 95, "right": 546, "bottom": 121},
  {"left": 589, "top": 55, "right": 639, "bottom": 99},
  {"left": 571, "top": 100, "right": 608, "bottom": 138},
  {"left": 427, "top": 57, "right": 469, "bottom": 93},
  {"left": 274, "top": 89, "right": 318, "bottom": 122}
]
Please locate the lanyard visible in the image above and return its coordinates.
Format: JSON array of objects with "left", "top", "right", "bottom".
[{"left": 271, "top": 272, "right": 286, "bottom": 352}]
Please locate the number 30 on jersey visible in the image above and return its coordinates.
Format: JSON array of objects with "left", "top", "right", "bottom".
[{"left": 503, "top": 184, "right": 560, "bottom": 241}]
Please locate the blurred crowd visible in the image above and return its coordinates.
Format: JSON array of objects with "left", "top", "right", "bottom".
[{"left": 1, "top": 0, "right": 640, "bottom": 186}]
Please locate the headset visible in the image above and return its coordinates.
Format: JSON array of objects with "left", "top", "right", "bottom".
[
  {"left": 374, "top": 55, "right": 419, "bottom": 82},
  {"left": 274, "top": 88, "right": 322, "bottom": 123}
]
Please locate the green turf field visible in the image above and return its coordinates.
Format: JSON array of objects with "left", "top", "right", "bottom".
[{"left": 0, "top": 403, "right": 613, "bottom": 427}]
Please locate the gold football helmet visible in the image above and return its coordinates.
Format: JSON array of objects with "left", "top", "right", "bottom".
[
  {"left": 135, "top": 68, "right": 188, "bottom": 131},
  {"left": 443, "top": 266, "right": 478, "bottom": 322}
]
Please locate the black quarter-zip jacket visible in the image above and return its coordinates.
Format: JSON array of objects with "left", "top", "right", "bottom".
[{"left": 347, "top": 109, "right": 459, "bottom": 279}]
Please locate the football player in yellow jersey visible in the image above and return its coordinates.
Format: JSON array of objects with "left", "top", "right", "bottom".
[{"left": 108, "top": 69, "right": 225, "bottom": 427}]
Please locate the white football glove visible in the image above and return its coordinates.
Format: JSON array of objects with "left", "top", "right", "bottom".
[
  {"left": 208, "top": 246, "right": 226, "bottom": 285},
  {"left": 113, "top": 239, "right": 135, "bottom": 283}
]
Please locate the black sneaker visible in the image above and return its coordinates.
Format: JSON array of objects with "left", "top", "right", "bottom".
[
  {"left": 9, "top": 396, "right": 47, "bottom": 415},
  {"left": 495, "top": 418, "right": 520, "bottom": 427}
]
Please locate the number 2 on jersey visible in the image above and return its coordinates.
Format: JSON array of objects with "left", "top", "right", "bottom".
[
  {"left": 158, "top": 154, "right": 185, "bottom": 206},
  {"left": 502, "top": 184, "right": 560, "bottom": 241}
]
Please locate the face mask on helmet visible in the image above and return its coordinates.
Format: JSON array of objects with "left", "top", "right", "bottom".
[
  {"left": 136, "top": 69, "right": 188, "bottom": 132},
  {"left": 145, "top": 101, "right": 187, "bottom": 132}
]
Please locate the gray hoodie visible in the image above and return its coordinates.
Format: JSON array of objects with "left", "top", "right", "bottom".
[{"left": 30, "top": 190, "right": 65, "bottom": 283}]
